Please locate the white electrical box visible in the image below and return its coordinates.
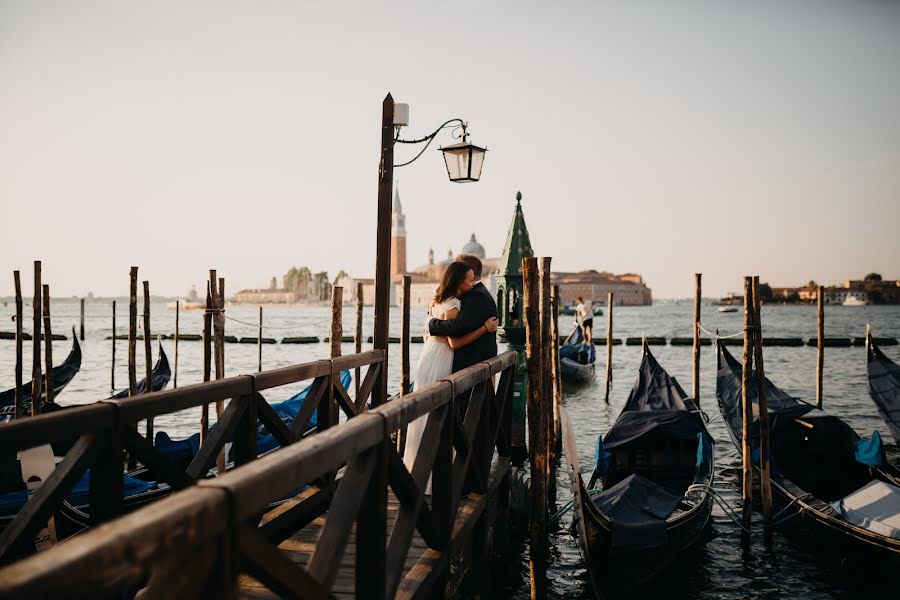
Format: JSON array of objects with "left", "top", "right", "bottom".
[{"left": 394, "top": 103, "right": 409, "bottom": 127}]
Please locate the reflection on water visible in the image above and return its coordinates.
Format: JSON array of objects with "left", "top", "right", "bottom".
[{"left": 1, "top": 300, "right": 898, "bottom": 598}]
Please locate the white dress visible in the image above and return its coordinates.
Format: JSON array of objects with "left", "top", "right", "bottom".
[{"left": 402, "top": 297, "right": 460, "bottom": 493}]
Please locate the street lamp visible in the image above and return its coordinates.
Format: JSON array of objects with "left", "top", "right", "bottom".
[{"left": 371, "top": 94, "right": 487, "bottom": 406}]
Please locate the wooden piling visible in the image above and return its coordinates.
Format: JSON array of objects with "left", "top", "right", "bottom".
[
  {"left": 32, "top": 261, "right": 42, "bottom": 417},
  {"left": 355, "top": 282, "right": 363, "bottom": 396},
  {"left": 200, "top": 283, "right": 212, "bottom": 442},
  {"left": 79, "top": 297, "right": 85, "bottom": 341},
  {"left": 401, "top": 276, "right": 411, "bottom": 397},
  {"left": 539, "top": 259, "right": 555, "bottom": 511},
  {"left": 218, "top": 277, "right": 225, "bottom": 377},
  {"left": 551, "top": 285, "right": 562, "bottom": 454},
  {"left": 740, "top": 276, "right": 754, "bottom": 532},
  {"left": 752, "top": 277, "right": 773, "bottom": 527},
  {"left": 209, "top": 272, "right": 225, "bottom": 474},
  {"left": 329, "top": 286, "right": 343, "bottom": 430},
  {"left": 128, "top": 267, "right": 138, "bottom": 399},
  {"left": 523, "top": 256, "right": 546, "bottom": 599},
  {"left": 257, "top": 306, "right": 263, "bottom": 372},
  {"left": 143, "top": 281, "right": 154, "bottom": 441},
  {"left": 111, "top": 301, "right": 116, "bottom": 393},
  {"left": 816, "top": 285, "right": 824, "bottom": 409},
  {"left": 693, "top": 273, "right": 701, "bottom": 405},
  {"left": 604, "top": 292, "right": 614, "bottom": 404},
  {"left": 13, "top": 271, "right": 23, "bottom": 419},
  {"left": 42, "top": 284, "right": 54, "bottom": 406}
]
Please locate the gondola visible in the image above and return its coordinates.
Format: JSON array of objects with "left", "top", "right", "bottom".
[
  {"left": 867, "top": 331, "right": 900, "bottom": 447},
  {"left": 564, "top": 344, "right": 715, "bottom": 598},
  {"left": 0, "top": 328, "right": 82, "bottom": 420},
  {"left": 715, "top": 340, "right": 900, "bottom": 561},
  {"left": 559, "top": 325, "right": 595, "bottom": 383},
  {"left": 109, "top": 342, "right": 171, "bottom": 399}
]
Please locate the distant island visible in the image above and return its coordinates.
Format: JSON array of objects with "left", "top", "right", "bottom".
[{"left": 722, "top": 273, "right": 899, "bottom": 305}]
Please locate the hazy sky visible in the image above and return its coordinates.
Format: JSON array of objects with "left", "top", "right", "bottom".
[{"left": 2, "top": 1, "right": 899, "bottom": 299}]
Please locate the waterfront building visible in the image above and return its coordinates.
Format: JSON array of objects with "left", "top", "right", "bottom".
[{"left": 551, "top": 271, "right": 652, "bottom": 307}]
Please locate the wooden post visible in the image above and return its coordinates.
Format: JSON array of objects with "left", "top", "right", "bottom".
[
  {"left": 218, "top": 277, "right": 225, "bottom": 377},
  {"left": 128, "top": 267, "right": 138, "bottom": 399},
  {"left": 539, "top": 259, "right": 554, "bottom": 512},
  {"left": 42, "top": 284, "right": 54, "bottom": 406},
  {"left": 330, "top": 287, "right": 343, "bottom": 358},
  {"left": 355, "top": 281, "right": 363, "bottom": 396},
  {"left": 13, "top": 271, "right": 23, "bottom": 419},
  {"left": 523, "top": 256, "right": 547, "bottom": 599},
  {"left": 401, "top": 276, "right": 411, "bottom": 396},
  {"left": 209, "top": 272, "right": 225, "bottom": 474},
  {"left": 257, "top": 306, "right": 263, "bottom": 372},
  {"left": 143, "top": 281, "right": 154, "bottom": 440},
  {"left": 693, "top": 273, "right": 702, "bottom": 405},
  {"left": 201, "top": 282, "right": 212, "bottom": 442},
  {"left": 79, "top": 297, "right": 85, "bottom": 341},
  {"left": 604, "top": 292, "right": 614, "bottom": 404},
  {"left": 551, "top": 285, "right": 562, "bottom": 454},
  {"left": 816, "top": 285, "right": 824, "bottom": 409},
  {"left": 372, "top": 93, "right": 395, "bottom": 407},
  {"left": 173, "top": 300, "right": 180, "bottom": 388},
  {"left": 31, "top": 261, "right": 42, "bottom": 417},
  {"left": 111, "top": 300, "right": 116, "bottom": 393},
  {"left": 752, "top": 277, "right": 773, "bottom": 527},
  {"left": 740, "top": 276, "right": 754, "bottom": 532}
]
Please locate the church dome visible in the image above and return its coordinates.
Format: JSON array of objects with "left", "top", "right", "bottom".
[{"left": 461, "top": 234, "right": 486, "bottom": 259}]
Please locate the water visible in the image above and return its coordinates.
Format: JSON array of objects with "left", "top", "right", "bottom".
[{"left": 2, "top": 299, "right": 899, "bottom": 598}]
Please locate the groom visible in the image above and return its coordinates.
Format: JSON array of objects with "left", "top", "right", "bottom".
[{"left": 428, "top": 254, "right": 498, "bottom": 372}]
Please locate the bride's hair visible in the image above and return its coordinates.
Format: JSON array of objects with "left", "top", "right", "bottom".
[{"left": 433, "top": 261, "right": 472, "bottom": 305}]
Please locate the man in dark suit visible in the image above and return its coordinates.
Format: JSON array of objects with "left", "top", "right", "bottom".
[{"left": 428, "top": 254, "right": 498, "bottom": 373}]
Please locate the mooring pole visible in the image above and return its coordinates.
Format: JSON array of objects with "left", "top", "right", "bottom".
[
  {"left": 740, "top": 276, "right": 754, "bottom": 534},
  {"left": 210, "top": 273, "right": 226, "bottom": 474},
  {"left": 143, "top": 281, "right": 154, "bottom": 441},
  {"left": 693, "top": 273, "right": 702, "bottom": 405},
  {"left": 752, "top": 277, "right": 773, "bottom": 531},
  {"left": 551, "top": 285, "right": 562, "bottom": 455},
  {"left": 32, "top": 261, "right": 43, "bottom": 417},
  {"left": 111, "top": 300, "right": 116, "bottom": 393},
  {"left": 329, "top": 286, "right": 343, "bottom": 430},
  {"left": 539, "top": 259, "right": 555, "bottom": 512},
  {"left": 355, "top": 281, "right": 364, "bottom": 396},
  {"left": 816, "top": 285, "right": 824, "bottom": 409},
  {"left": 401, "top": 276, "right": 411, "bottom": 396},
  {"left": 523, "top": 256, "right": 547, "bottom": 599},
  {"left": 42, "top": 284, "right": 53, "bottom": 406},
  {"left": 372, "top": 93, "right": 395, "bottom": 408},
  {"left": 257, "top": 306, "right": 263, "bottom": 372},
  {"left": 174, "top": 300, "right": 180, "bottom": 387},
  {"left": 79, "top": 297, "right": 85, "bottom": 341},
  {"left": 201, "top": 282, "right": 212, "bottom": 443},
  {"left": 128, "top": 267, "right": 138, "bottom": 399},
  {"left": 13, "top": 271, "right": 23, "bottom": 419},
  {"left": 604, "top": 291, "right": 613, "bottom": 404}
]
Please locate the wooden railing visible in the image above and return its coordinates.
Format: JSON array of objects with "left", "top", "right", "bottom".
[
  {"left": 0, "top": 349, "right": 385, "bottom": 564},
  {"left": 0, "top": 350, "right": 516, "bottom": 599}
]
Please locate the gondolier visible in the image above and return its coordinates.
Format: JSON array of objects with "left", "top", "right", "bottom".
[{"left": 576, "top": 296, "right": 594, "bottom": 343}]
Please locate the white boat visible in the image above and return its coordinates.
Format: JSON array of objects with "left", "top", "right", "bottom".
[
  {"left": 718, "top": 306, "right": 738, "bottom": 313},
  {"left": 842, "top": 296, "right": 867, "bottom": 307},
  {"left": 166, "top": 285, "right": 206, "bottom": 310}
]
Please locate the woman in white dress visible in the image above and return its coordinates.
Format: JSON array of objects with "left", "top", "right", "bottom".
[{"left": 402, "top": 261, "right": 499, "bottom": 493}]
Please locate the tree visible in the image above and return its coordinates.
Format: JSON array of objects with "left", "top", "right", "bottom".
[
  {"left": 758, "top": 282, "right": 773, "bottom": 301},
  {"left": 807, "top": 280, "right": 818, "bottom": 291},
  {"left": 864, "top": 273, "right": 882, "bottom": 282}
]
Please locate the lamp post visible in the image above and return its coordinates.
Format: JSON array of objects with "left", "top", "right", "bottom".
[{"left": 372, "top": 93, "right": 487, "bottom": 406}]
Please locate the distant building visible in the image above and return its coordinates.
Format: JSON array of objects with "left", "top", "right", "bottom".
[{"left": 551, "top": 271, "right": 652, "bottom": 307}]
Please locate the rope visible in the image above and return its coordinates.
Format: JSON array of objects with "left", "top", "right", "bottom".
[
  {"left": 549, "top": 488, "right": 603, "bottom": 524},
  {"left": 222, "top": 314, "right": 331, "bottom": 331},
  {"left": 698, "top": 323, "right": 744, "bottom": 339},
  {"left": 686, "top": 483, "right": 753, "bottom": 534}
]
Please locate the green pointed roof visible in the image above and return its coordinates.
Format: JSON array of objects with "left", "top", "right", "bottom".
[{"left": 497, "top": 191, "right": 534, "bottom": 277}]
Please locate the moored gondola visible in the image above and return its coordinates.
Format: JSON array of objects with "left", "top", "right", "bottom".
[
  {"left": 716, "top": 340, "right": 900, "bottom": 561},
  {"left": 109, "top": 342, "right": 171, "bottom": 399},
  {"left": 867, "top": 331, "right": 900, "bottom": 447},
  {"left": 559, "top": 325, "right": 595, "bottom": 383},
  {"left": 563, "top": 344, "right": 715, "bottom": 598}
]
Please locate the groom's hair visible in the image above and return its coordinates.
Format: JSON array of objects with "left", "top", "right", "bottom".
[{"left": 455, "top": 254, "right": 482, "bottom": 279}]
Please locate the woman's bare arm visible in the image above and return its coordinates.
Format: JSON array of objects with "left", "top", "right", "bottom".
[{"left": 448, "top": 316, "right": 498, "bottom": 349}]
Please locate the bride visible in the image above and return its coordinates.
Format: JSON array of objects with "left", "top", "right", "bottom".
[{"left": 402, "top": 261, "right": 498, "bottom": 493}]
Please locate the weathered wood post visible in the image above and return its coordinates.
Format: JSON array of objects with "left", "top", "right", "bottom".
[
  {"left": 209, "top": 272, "right": 226, "bottom": 474},
  {"left": 816, "top": 285, "right": 824, "bottom": 409},
  {"left": 143, "top": 281, "right": 154, "bottom": 440},
  {"left": 401, "top": 276, "right": 411, "bottom": 397},
  {"left": 740, "top": 276, "right": 754, "bottom": 533},
  {"left": 174, "top": 300, "right": 180, "bottom": 387},
  {"left": 201, "top": 282, "right": 212, "bottom": 442},
  {"left": 693, "top": 273, "right": 702, "bottom": 405},
  {"left": 32, "top": 261, "right": 43, "bottom": 417},
  {"left": 329, "top": 286, "right": 343, "bottom": 431},
  {"left": 218, "top": 277, "right": 225, "bottom": 377},
  {"left": 604, "top": 291, "right": 614, "bottom": 404},
  {"left": 13, "top": 271, "right": 23, "bottom": 419},
  {"left": 79, "top": 297, "right": 85, "bottom": 341},
  {"left": 257, "top": 306, "right": 263, "bottom": 372},
  {"left": 539, "top": 259, "right": 556, "bottom": 511},
  {"left": 523, "top": 256, "right": 547, "bottom": 598},
  {"left": 111, "top": 300, "right": 116, "bottom": 393},
  {"left": 128, "top": 267, "right": 138, "bottom": 399},
  {"left": 355, "top": 281, "right": 364, "bottom": 396},
  {"left": 372, "top": 93, "right": 395, "bottom": 408},
  {"left": 752, "top": 277, "right": 773, "bottom": 529},
  {"left": 42, "top": 284, "right": 54, "bottom": 406},
  {"left": 551, "top": 285, "right": 562, "bottom": 455}
]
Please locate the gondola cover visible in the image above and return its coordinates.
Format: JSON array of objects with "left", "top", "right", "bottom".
[{"left": 867, "top": 333, "right": 900, "bottom": 445}]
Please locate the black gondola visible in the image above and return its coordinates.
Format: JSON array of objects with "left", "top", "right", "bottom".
[
  {"left": 559, "top": 325, "right": 595, "bottom": 383},
  {"left": 867, "top": 331, "right": 900, "bottom": 447},
  {"left": 563, "top": 344, "right": 715, "bottom": 598},
  {"left": 0, "top": 328, "right": 82, "bottom": 420},
  {"left": 715, "top": 340, "right": 900, "bottom": 561},
  {"left": 109, "top": 342, "right": 171, "bottom": 398}
]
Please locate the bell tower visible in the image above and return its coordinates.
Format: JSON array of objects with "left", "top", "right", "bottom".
[{"left": 390, "top": 185, "right": 407, "bottom": 275}]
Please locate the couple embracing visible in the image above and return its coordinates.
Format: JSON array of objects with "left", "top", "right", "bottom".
[{"left": 402, "top": 254, "right": 499, "bottom": 492}]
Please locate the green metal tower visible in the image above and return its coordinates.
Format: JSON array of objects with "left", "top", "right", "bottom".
[{"left": 495, "top": 191, "right": 534, "bottom": 463}]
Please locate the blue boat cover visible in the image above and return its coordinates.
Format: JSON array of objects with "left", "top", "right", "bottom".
[
  {"left": 594, "top": 434, "right": 612, "bottom": 476},
  {"left": 855, "top": 431, "right": 886, "bottom": 467},
  {"left": 592, "top": 473, "right": 683, "bottom": 551},
  {"left": 560, "top": 325, "right": 595, "bottom": 365},
  {"left": 0, "top": 470, "right": 157, "bottom": 517},
  {"left": 867, "top": 336, "right": 900, "bottom": 445}
]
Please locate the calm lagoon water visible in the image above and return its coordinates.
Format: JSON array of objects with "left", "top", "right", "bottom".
[{"left": 2, "top": 300, "right": 898, "bottom": 599}]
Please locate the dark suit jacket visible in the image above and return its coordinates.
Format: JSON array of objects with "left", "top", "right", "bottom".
[{"left": 428, "top": 282, "right": 498, "bottom": 373}]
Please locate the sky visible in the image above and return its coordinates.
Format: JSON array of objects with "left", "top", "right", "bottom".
[{"left": 2, "top": 0, "right": 899, "bottom": 299}]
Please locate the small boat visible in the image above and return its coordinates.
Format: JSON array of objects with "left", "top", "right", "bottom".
[
  {"left": 563, "top": 344, "right": 714, "bottom": 597},
  {"left": 559, "top": 325, "right": 595, "bottom": 383},
  {"left": 716, "top": 340, "right": 900, "bottom": 561},
  {"left": 561, "top": 305, "right": 603, "bottom": 317},
  {"left": 717, "top": 306, "right": 738, "bottom": 313},
  {"left": 0, "top": 329, "right": 82, "bottom": 420},
  {"left": 843, "top": 296, "right": 867, "bottom": 307},
  {"left": 109, "top": 343, "right": 171, "bottom": 399},
  {"left": 867, "top": 332, "right": 900, "bottom": 447},
  {"left": 166, "top": 285, "right": 206, "bottom": 310}
]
